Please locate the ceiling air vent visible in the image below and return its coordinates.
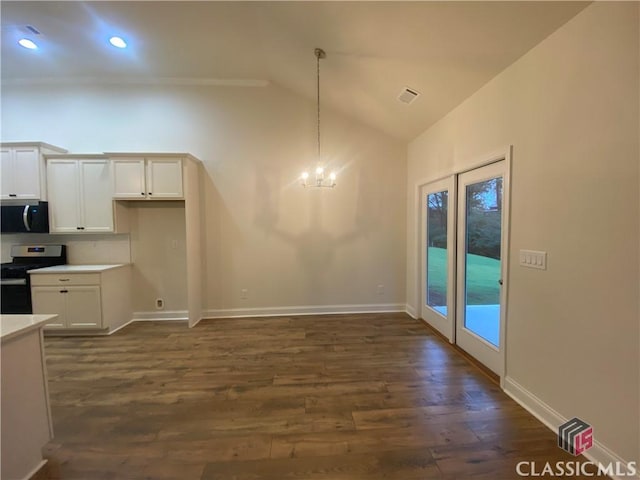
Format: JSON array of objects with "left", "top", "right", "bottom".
[
  {"left": 398, "top": 87, "right": 420, "bottom": 105},
  {"left": 25, "top": 25, "right": 41, "bottom": 35}
]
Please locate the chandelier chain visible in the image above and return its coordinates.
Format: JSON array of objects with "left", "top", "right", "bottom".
[
  {"left": 299, "top": 48, "right": 334, "bottom": 188},
  {"left": 317, "top": 50, "right": 321, "bottom": 158}
]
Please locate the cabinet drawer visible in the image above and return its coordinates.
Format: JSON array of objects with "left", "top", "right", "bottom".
[{"left": 30, "top": 273, "right": 100, "bottom": 286}]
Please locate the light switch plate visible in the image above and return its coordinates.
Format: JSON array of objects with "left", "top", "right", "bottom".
[{"left": 519, "top": 250, "right": 547, "bottom": 270}]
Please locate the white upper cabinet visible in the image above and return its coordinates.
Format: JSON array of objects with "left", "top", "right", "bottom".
[
  {"left": 47, "top": 160, "right": 80, "bottom": 233},
  {"left": 1, "top": 148, "right": 14, "bottom": 198},
  {"left": 47, "top": 158, "right": 114, "bottom": 233},
  {"left": 0, "top": 143, "right": 66, "bottom": 201},
  {"left": 112, "top": 157, "right": 183, "bottom": 199},
  {"left": 146, "top": 159, "right": 183, "bottom": 199},
  {"left": 79, "top": 160, "right": 114, "bottom": 232},
  {"left": 112, "top": 159, "right": 146, "bottom": 199}
]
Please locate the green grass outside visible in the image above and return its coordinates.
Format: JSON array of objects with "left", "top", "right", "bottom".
[{"left": 427, "top": 247, "right": 500, "bottom": 305}]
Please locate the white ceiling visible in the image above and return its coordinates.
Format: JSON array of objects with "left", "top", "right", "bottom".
[{"left": 1, "top": 1, "right": 588, "bottom": 140}]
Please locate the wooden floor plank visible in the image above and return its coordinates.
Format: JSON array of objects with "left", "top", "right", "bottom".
[{"left": 39, "top": 313, "right": 607, "bottom": 479}]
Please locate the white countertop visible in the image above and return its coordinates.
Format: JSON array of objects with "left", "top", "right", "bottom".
[
  {"left": 1, "top": 314, "right": 57, "bottom": 342},
  {"left": 28, "top": 264, "right": 128, "bottom": 274}
]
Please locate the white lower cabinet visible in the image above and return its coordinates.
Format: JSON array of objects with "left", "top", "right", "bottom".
[
  {"left": 30, "top": 266, "right": 132, "bottom": 334},
  {"left": 31, "top": 287, "right": 67, "bottom": 328},
  {"left": 32, "top": 285, "right": 101, "bottom": 328}
]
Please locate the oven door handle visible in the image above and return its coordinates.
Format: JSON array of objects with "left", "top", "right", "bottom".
[
  {"left": 22, "top": 205, "right": 32, "bottom": 232},
  {"left": 0, "top": 278, "right": 27, "bottom": 286}
]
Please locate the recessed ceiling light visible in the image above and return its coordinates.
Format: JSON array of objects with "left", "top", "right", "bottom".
[
  {"left": 109, "top": 36, "right": 127, "bottom": 49},
  {"left": 18, "top": 38, "right": 38, "bottom": 50}
]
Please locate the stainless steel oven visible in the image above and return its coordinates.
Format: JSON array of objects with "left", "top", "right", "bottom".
[{"left": 0, "top": 245, "right": 67, "bottom": 313}]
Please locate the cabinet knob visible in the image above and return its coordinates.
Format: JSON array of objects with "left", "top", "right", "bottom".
[
  {"left": 148, "top": 192, "right": 152, "bottom": 196},
  {"left": 60, "top": 289, "right": 68, "bottom": 293},
  {"left": 141, "top": 192, "right": 145, "bottom": 196},
  {"left": 8, "top": 194, "right": 17, "bottom": 197}
]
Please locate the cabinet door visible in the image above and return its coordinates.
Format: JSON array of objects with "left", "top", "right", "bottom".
[
  {"left": 112, "top": 159, "right": 146, "bottom": 199},
  {"left": 66, "top": 286, "right": 102, "bottom": 328},
  {"left": 47, "top": 160, "right": 81, "bottom": 233},
  {"left": 79, "top": 160, "right": 113, "bottom": 232},
  {"left": 1, "top": 148, "right": 14, "bottom": 199},
  {"left": 146, "top": 159, "right": 183, "bottom": 199},
  {"left": 32, "top": 287, "right": 67, "bottom": 328},
  {"left": 12, "top": 147, "right": 41, "bottom": 199}
]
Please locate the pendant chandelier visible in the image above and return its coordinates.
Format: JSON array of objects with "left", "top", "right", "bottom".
[{"left": 301, "top": 48, "right": 336, "bottom": 188}]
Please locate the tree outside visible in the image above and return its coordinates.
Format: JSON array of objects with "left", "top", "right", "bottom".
[{"left": 426, "top": 178, "right": 502, "bottom": 307}]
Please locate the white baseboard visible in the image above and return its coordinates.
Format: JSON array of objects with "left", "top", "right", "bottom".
[
  {"left": 131, "top": 310, "right": 188, "bottom": 321},
  {"left": 19, "top": 459, "right": 47, "bottom": 480},
  {"left": 189, "top": 316, "right": 203, "bottom": 328},
  {"left": 504, "top": 376, "right": 638, "bottom": 479},
  {"left": 202, "top": 303, "right": 406, "bottom": 319},
  {"left": 110, "top": 306, "right": 406, "bottom": 331},
  {"left": 107, "top": 318, "right": 135, "bottom": 335},
  {"left": 405, "top": 304, "right": 417, "bottom": 319}
]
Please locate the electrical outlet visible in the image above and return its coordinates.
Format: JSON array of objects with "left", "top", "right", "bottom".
[
  {"left": 377, "top": 284, "right": 385, "bottom": 295},
  {"left": 155, "top": 298, "right": 164, "bottom": 310},
  {"left": 240, "top": 289, "right": 249, "bottom": 300}
]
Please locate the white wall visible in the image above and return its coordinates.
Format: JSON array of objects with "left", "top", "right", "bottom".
[
  {"left": 126, "top": 202, "right": 187, "bottom": 314},
  {"left": 1, "top": 82, "right": 407, "bottom": 314},
  {"left": 407, "top": 2, "right": 639, "bottom": 465}
]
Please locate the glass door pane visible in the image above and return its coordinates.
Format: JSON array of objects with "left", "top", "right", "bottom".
[
  {"left": 421, "top": 177, "right": 455, "bottom": 342},
  {"left": 463, "top": 177, "right": 502, "bottom": 347},
  {"left": 427, "top": 191, "right": 448, "bottom": 317}
]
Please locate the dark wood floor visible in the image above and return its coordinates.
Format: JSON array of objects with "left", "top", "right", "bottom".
[{"left": 42, "top": 313, "right": 606, "bottom": 479}]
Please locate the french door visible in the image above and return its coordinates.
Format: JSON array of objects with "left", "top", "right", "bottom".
[
  {"left": 421, "top": 158, "right": 509, "bottom": 376},
  {"left": 456, "top": 161, "right": 507, "bottom": 375}
]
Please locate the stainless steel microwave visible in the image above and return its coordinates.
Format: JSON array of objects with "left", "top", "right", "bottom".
[{"left": 1, "top": 202, "right": 50, "bottom": 233}]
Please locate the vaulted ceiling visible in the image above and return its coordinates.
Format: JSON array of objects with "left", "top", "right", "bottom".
[{"left": 1, "top": 1, "right": 588, "bottom": 140}]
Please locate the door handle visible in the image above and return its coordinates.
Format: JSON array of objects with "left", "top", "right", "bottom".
[
  {"left": 59, "top": 289, "right": 68, "bottom": 293},
  {"left": 22, "top": 205, "right": 31, "bottom": 231},
  {"left": 498, "top": 279, "right": 503, "bottom": 286}
]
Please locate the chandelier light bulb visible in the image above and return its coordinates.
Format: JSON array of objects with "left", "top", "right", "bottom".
[
  {"left": 315, "top": 167, "right": 324, "bottom": 176},
  {"left": 329, "top": 172, "right": 337, "bottom": 181},
  {"left": 301, "top": 172, "right": 309, "bottom": 180}
]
